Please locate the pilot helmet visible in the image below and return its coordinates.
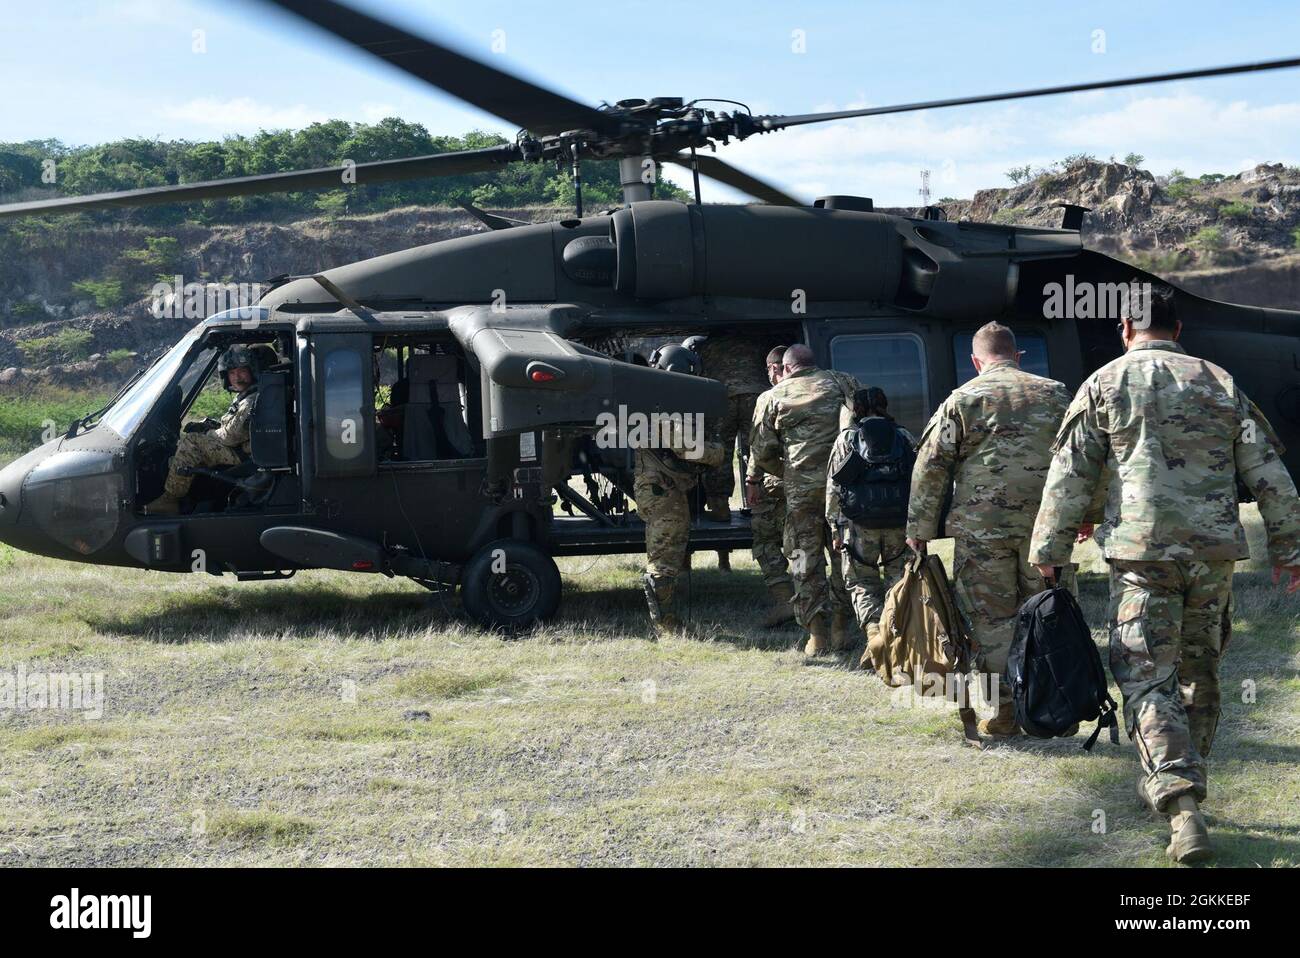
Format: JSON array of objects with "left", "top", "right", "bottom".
[
  {"left": 218, "top": 343, "right": 276, "bottom": 390},
  {"left": 649, "top": 343, "right": 701, "bottom": 375},
  {"left": 681, "top": 335, "right": 708, "bottom": 355}
]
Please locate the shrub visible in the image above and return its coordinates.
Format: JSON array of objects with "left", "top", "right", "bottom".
[
  {"left": 1191, "top": 226, "right": 1226, "bottom": 251},
  {"left": 17, "top": 328, "right": 95, "bottom": 366},
  {"left": 1217, "top": 200, "right": 1253, "bottom": 222},
  {"left": 1123, "top": 152, "right": 1145, "bottom": 167},
  {"left": 122, "top": 236, "right": 182, "bottom": 276},
  {"left": 70, "top": 278, "right": 125, "bottom": 309}
]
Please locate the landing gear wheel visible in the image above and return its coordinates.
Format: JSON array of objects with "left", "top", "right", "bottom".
[{"left": 460, "top": 539, "right": 562, "bottom": 631}]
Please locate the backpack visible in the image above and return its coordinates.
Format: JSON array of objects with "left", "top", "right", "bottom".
[
  {"left": 831, "top": 417, "right": 914, "bottom": 529},
  {"left": 1007, "top": 583, "right": 1120, "bottom": 751},
  {"left": 866, "top": 553, "right": 982, "bottom": 747}
]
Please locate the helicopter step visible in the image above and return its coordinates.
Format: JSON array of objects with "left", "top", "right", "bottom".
[
  {"left": 260, "top": 526, "right": 461, "bottom": 584},
  {"left": 548, "top": 512, "right": 753, "bottom": 557}
]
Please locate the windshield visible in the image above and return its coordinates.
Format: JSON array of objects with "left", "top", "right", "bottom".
[{"left": 101, "top": 326, "right": 204, "bottom": 439}]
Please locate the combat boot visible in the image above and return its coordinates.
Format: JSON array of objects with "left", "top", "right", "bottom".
[
  {"left": 803, "top": 613, "right": 831, "bottom": 656},
  {"left": 761, "top": 581, "right": 796, "bottom": 628},
  {"left": 141, "top": 494, "right": 181, "bottom": 515},
  {"left": 1166, "top": 795, "right": 1213, "bottom": 864},
  {"left": 831, "top": 610, "right": 853, "bottom": 651},
  {"left": 857, "top": 622, "right": 879, "bottom": 671},
  {"left": 977, "top": 700, "right": 1022, "bottom": 738},
  {"left": 643, "top": 574, "right": 679, "bottom": 638},
  {"left": 703, "top": 496, "right": 732, "bottom": 523}
]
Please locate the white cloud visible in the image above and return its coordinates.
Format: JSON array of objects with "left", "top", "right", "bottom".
[{"left": 156, "top": 97, "right": 331, "bottom": 132}]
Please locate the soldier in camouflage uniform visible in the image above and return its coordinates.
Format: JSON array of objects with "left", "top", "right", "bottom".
[
  {"left": 826, "top": 387, "right": 915, "bottom": 662},
  {"left": 633, "top": 344, "right": 726, "bottom": 635},
  {"left": 907, "top": 322, "right": 1071, "bottom": 736},
  {"left": 1029, "top": 289, "right": 1300, "bottom": 864},
  {"left": 751, "top": 344, "right": 860, "bottom": 654},
  {"left": 688, "top": 334, "right": 772, "bottom": 523},
  {"left": 744, "top": 345, "right": 796, "bottom": 627},
  {"left": 143, "top": 344, "right": 268, "bottom": 515}
]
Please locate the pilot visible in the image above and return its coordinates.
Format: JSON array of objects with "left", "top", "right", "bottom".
[
  {"left": 634, "top": 343, "right": 725, "bottom": 636},
  {"left": 143, "top": 344, "right": 268, "bottom": 515}
]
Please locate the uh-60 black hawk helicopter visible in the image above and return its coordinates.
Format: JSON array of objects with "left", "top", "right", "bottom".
[{"left": 1, "top": 0, "right": 1298, "bottom": 627}]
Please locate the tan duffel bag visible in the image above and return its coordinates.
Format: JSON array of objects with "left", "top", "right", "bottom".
[{"left": 864, "top": 552, "right": 982, "bottom": 745}]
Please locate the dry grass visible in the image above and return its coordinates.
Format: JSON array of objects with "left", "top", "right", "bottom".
[{"left": 0, "top": 508, "right": 1295, "bottom": 867}]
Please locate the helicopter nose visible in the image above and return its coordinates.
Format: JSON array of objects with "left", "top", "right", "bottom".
[{"left": 0, "top": 455, "right": 25, "bottom": 539}]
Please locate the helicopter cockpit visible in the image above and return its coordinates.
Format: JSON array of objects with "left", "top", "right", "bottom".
[{"left": 104, "top": 310, "right": 295, "bottom": 517}]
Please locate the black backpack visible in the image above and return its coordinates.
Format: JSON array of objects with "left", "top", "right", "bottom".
[
  {"left": 1007, "top": 583, "right": 1119, "bottom": 750},
  {"left": 830, "top": 417, "right": 915, "bottom": 529}
]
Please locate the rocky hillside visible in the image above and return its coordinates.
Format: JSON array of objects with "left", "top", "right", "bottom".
[
  {"left": 0, "top": 206, "right": 564, "bottom": 383},
  {"left": 935, "top": 159, "right": 1300, "bottom": 303},
  {"left": 3, "top": 161, "right": 1299, "bottom": 385}
]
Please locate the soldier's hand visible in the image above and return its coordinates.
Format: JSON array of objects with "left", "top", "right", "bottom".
[
  {"left": 1076, "top": 522, "right": 1095, "bottom": 544},
  {"left": 832, "top": 532, "right": 843, "bottom": 552},
  {"left": 744, "top": 479, "right": 762, "bottom": 506},
  {"left": 1273, "top": 565, "right": 1300, "bottom": 595},
  {"left": 906, "top": 537, "right": 927, "bottom": 555},
  {"left": 183, "top": 417, "right": 217, "bottom": 434}
]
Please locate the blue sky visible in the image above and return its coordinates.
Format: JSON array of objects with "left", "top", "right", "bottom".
[{"left": 2, "top": 0, "right": 1299, "bottom": 205}]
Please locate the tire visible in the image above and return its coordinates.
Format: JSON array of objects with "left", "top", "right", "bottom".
[{"left": 459, "top": 538, "right": 562, "bottom": 630}]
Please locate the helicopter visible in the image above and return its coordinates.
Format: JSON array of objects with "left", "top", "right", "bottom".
[{"left": 0, "top": 0, "right": 1297, "bottom": 628}]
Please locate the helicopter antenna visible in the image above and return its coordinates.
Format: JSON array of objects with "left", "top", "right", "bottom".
[{"left": 571, "top": 140, "right": 584, "bottom": 218}]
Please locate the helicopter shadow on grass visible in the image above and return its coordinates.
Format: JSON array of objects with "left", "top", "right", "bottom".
[
  {"left": 558, "top": 564, "right": 803, "bottom": 650},
  {"left": 81, "top": 581, "right": 462, "bottom": 644}
]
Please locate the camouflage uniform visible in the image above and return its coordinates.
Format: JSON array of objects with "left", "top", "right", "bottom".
[
  {"left": 752, "top": 366, "right": 860, "bottom": 629},
  {"left": 163, "top": 387, "right": 258, "bottom": 499},
  {"left": 907, "top": 360, "right": 1071, "bottom": 725},
  {"left": 826, "top": 417, "right": 916, "bottom": 631},
  {"left": 696, "top": 336, "right": 771, "bottom": 505},
  {"left": 746, "top": 387, "right": 792, "bottom": 592},
  {"left": 1029, "top": 341, "right": 1300, "bottom": 810},
  {"left": 633, "top": 421, "right": 725, "bottom": 629}
]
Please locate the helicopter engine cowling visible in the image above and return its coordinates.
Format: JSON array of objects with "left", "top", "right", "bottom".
[{"left": 609, "top": 200, "right": 903, "bottom": 303}]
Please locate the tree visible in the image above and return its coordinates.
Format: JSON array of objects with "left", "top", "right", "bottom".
[
  {"left": 1123, "top": 152, "right": 1145, "bottom": 168},
  {"left": 1005, "top": 164, "right": 1032, "bottom": 185}
]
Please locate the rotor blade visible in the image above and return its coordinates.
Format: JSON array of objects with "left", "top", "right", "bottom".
[
  {"left": 0, "top": 144, "right": 522, "bottom": 220},
  {"left": 260, "top": 0, "right": 617, "bottom": 137},
  {"left": 754, "top": 54, "right": 1300, "bottom": 131},
  {"left": 666, "top": 153, "right": 801, "bottom": 206}
]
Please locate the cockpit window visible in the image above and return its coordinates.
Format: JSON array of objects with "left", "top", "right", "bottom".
[{"left": 101, "top": 326, "right": 203, "bottom": 438}]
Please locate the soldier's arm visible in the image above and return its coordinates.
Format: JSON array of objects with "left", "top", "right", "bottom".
[
  {"left": 745, "top": 393, "right": 770, "bottom": 481},
  {"left": 1235, "top": 391, "right": 1300, "bottom": 567},
  {"left": 834, "top": 371, "right": 861, "bottom": 429},
  {"left": 905, "top": 399, "right": 961, "bottom": 540},
  {"left": 1028, "top": 382, "right": 1110, "bottom": 566},
  {"left": 751, "top": 397, "right": 783, "bottom": 478},
  {"left": 213, "top": 394, "right": 255, "bottom": 448},
  {"left": 825, "top": 430, "right": 852, "bottom": 531}
]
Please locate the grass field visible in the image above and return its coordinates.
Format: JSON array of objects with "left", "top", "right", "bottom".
[{"left": 0, "top": 503, "right": 1295, "bottom": 868}]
